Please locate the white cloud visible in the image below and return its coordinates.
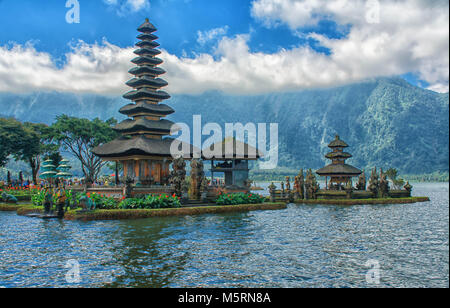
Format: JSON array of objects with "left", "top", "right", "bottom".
[
  {"left": 0, "top": 0, "right": 448, "bottom": 95},
  {"left": 0, "top": 40, "right": 133, "bottom": 95},
  {"left": 250, "top": 0, "right": 449, "bottom": 92},
  {"left": 197, "top": 26, "right": 229, "bottom": 45},
  {"left": 103, "top": 0, "right": 150, "bottom": 15}
]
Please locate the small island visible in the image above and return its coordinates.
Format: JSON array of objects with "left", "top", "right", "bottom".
[{"left": 266, "top": 136, "right": 429, "bottom": 206}]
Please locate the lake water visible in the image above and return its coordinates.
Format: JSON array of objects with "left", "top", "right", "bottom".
[{"left": 0, "top": 183, "right": 448, "bottom": 288}]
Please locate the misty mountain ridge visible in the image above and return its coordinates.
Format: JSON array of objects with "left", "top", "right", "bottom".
[{"left": 0, "top": 77, "right": 448, "bottom": 174}]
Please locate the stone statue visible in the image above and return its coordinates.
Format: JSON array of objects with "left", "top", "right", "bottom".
[
  {"left": 356, "top": 170, "right": 366, "bottom": 191},
  {"left": 368, "top": 168, "right": 379, "bottom": 197},
  {"left": 379, "top": 168, "right": 390, "bottom": 198},
  {"left": 200, "top": 177, "right": 209, "bottom": 202},
  {"left": 244, "top": 179, "right": 253, "bottom": 191},
  {"left": 404, "top": 181, "right": 413, "bottom": 197},
  {"left": 1, "top": 192, "right": 18, "bottom": 204},
  {"left": 43, "top": 186, "right": 53, "bottom": 214},
  {"left": 285, "top": 177, "right": 291, "bottom": 191},
  {"left": 298, "top": 169, "right": 305, "bottom": 200},
  {"left": 294, "top": 176, "right": 301, "bottom": 200},
  {"left": 345, "top": 181, "right": 354, "bottom": 199},
  {"left": 285, "top": 177, "right": 294, "bottom": 202},
  {"left": 268, "top": 182, "right": 277, "bottom": 203},
  {"left": 125, "top": 176, "right": 134, "bottom": 199},
  {"left": 190, "top": 159, "right": 205, "bottom": 200},
  {"left": 79, "top": 195, "right": 96, "bottom": 211},
  {"left": 181, "top": 180, "right": 190, "bottom": 204},
  {"left": 169, "top": 157, "right": 187, "bottom": 197},
  {"left": 55, "top": 187, "right": 67, "bottom": 219},
  {"left": 305, "top": 169, "right": 319, "bottom": 200},
  {"left": 280, "top": 182, "right": 285, "bottom": 199}
]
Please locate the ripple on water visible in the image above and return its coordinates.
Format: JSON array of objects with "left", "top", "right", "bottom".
[{"left": 0, "top": 183, "right": 448, "bottom": 288}]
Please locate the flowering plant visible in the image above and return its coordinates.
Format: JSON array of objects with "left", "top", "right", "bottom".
[{"left": 216, "top": 192, "right": 266, "bottom": 205}]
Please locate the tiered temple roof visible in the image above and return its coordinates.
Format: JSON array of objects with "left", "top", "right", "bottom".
[
  {"left": 316, "top": 135, "right": 362, "bottom": 177},
  {"left": 93, "top": 19, "right": 179, "bottom": 160}
]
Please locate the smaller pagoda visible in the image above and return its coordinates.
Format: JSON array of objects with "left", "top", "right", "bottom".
[
  {"left": 316, "top": 135, "right": 362, "bottom": 190},
  {"left": 204, "top": 137, "right": 263, "bottom": 189},
  {"left": 40, "top": 159, "right": 58, "bottom": 184}
]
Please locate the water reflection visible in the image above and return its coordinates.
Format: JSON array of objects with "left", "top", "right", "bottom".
[{"left": 0, "top": 183, "right": 448, "bottom": 288}]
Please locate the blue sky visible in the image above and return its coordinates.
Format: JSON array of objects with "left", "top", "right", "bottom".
[
  {"left": 0, "top": 0, "right": 344, "bottom": 58},
  {"left": 0, "top": 0, "right": 448, "bottom": 95}
]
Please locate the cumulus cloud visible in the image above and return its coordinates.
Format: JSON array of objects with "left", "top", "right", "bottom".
[
  {"left": 250, "top": 0, "right": 449, "bottom": 92},
  {"left": 0, "top": 0, "right": 448, "bottom": 95},
  {"left": 197, "top": 26, "right": 229, "bottom": 45},
  {"left": 103, "top": 0, "right": 150, "bottom": 15},
  {"left": 0, "top": 40, "right": 133, "bottom": 95}
]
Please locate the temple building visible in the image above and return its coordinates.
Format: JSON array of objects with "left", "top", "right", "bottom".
[
  {"left": 93, "top": 19, "right": 178, "bottom": 186},
  {"left": 204, "top": 137, "right": 263, "bottom": 189},
  {"left": 316, "top": 135, "right": 362, "bottom": 190}
]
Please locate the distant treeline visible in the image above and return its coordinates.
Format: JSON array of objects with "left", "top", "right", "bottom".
[
  {"left": 250, "top": 169, "right": 449, "bottom": 183},
  {"left": 401, "top": 172, "right": 449, "bottom": 183}
]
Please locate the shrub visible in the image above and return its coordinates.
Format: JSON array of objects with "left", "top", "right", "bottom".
[
  {"left": 119, "top": 194, "right": 181, "bottom": 210},
  {"left": 87, "top": 192, "right": 119, "bottom": 210},
  {"left": 216, "top": 193, "right": 266, "bottom": 205}
]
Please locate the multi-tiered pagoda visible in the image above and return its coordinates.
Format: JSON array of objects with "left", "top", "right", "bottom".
[
  {"left": 93, "top": 19, "right": 179, "bottom": 185},
  {"left": 316, "top": 135, "right": 362, "bottom": 190}
]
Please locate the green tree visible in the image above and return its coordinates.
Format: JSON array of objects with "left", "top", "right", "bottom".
[
  {"left": 0, "top": 117, "right": 28, "bottom": 167},
  {"left": 385, "top": 168, "right": 405, "bottom": 190},
  {"left": 13, "top": 122, "right": 58, "bottom": 185},
  {"left": 52, "top": 115, "right": 118, "bottom": 184}
]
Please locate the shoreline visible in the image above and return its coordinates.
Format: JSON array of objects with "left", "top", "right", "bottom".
[
  {"left": 0, "top": 203, "right": 287, "bottom": 221},
  {"left": 0, "top": 197, "right": 430, "bottom": 221},
  {"left": 294, "top": 197, "right": 430, "bottom": 206}
]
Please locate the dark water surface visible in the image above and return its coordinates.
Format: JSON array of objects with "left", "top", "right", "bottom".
[{"left": 0, "top": 183, "right": 448, "bottom": 288}]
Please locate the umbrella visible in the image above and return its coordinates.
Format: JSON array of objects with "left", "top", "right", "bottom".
[
  {"left": 40, "top": 171, "right": 58, "bottom": 179},
  {"left": 57, "top": 165, "right": 72, "bottom": 171},
  {"left": 56, "top": 172, "right": 72, "bottom": 178}
]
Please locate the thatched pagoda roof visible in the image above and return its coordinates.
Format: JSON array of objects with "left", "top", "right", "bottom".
[
  {"left": 123, "top": 89, "right": 171, "bottom": 101},
  {"left": 131, "top": 56, "right": 164, "bottom": 66},
  {"left": 114, "top": 118, "right": 177, "bottom": 134},
  {"left": 203, "top": 137, "right": 263, "bottom": 160},
  {"left": 93, "top": 136, "right": 173, "bottom": 158},
  {"left": 137, "top": 33, "right": 158, "bottom": 41},
  {"left": 328, "top": 135, "right": 349, "bottom": 148},
  {"left": 128, "top": 66, "right": 166, "bottom": 77},
  {"left": 138, "top": 19, "right": 157, "bottom": 33},
  {"left": 125, "top": 76, "right": 167, "bottom": 89},
  {"left": 316, "top": 164, "right": 362, "bottom": 176},
  {"left": 119, "top": 102, "right": 174, "bottom": 116},
  {"left": 136, "top": 40, "right": 160, "bottom": 49},
  {"left": 325, "top": 152, "right": 353, "bottom": 159},
  {"left": 93, "top": 136, "right": 197, "bottom": 159}
]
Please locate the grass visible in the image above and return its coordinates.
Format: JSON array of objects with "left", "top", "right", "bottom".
[
  {"left": 0, "top": 203, "right": 42, "bottom": 214},
  {"left": 0, "top": 203, "right": 23, "bottom": 211},
  {"left": 294, "top": 197, "right": 430, "bottom": 206},
  {"left": 64, "top": 203, "right": 287, "bottom": 221}
]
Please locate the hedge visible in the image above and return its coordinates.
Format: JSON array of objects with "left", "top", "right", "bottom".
[
  {"left": 294, "top": 197, "right": 430, "bottom": 206},
  {"left": 64, "top": 203, "right": 287, "bottom": 221}
]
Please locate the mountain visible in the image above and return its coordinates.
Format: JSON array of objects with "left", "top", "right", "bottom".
[{"left": 0, "top": 77, "right": 448, "bottom": 174}]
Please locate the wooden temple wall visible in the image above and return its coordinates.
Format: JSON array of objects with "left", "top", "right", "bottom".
[{"left": 120, "top": 159, "right": 171, "bottom": 184}]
